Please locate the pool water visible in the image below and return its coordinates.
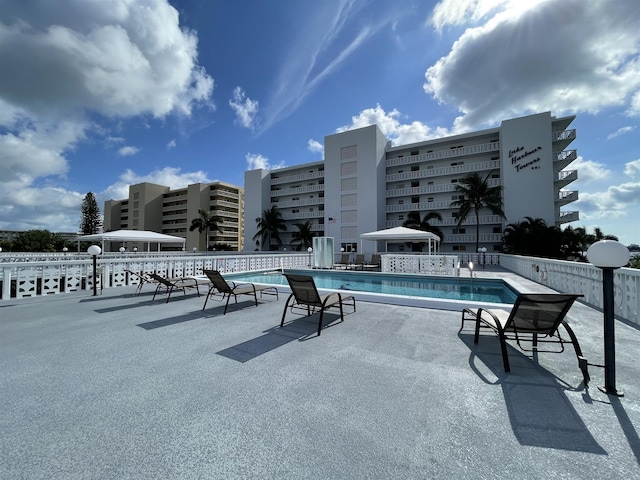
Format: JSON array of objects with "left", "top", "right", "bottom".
[{"left": 225, "top": 269, "right": 519, "bottom": 304}]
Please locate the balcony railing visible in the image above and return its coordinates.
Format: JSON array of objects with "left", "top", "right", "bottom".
[
  {"left": 558, "top": 211, "right": 579, "bottom": 223},
  {"left": 270, "top": 184, "right": 324, "bottom": 197},
  {"left": 270, "top": 171, "right": 325, "bottom": 185},
  {"left": 386, "top": 141, "right": 500, "bottom": 168},
  {"left": 386, "top": 160, "right": 500, "bottom": 182},
  {"left": 386, "top": 178, "right": 501, "bottom": 198}
]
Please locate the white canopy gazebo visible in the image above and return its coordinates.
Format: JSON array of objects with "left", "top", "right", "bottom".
[
  {"left": 77, "top": 230, "right": 186, "bottom": 252},
  {"left": 360, "top": 226, "right": 441, "bottom": 254}
]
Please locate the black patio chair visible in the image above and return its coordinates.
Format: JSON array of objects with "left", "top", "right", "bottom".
[
  {"left": 149, "top": 273, "right": 202, "bottom": 303},
  {"left": 281, "top": 273, "right": 356, "bottom": 336},
  {"left": 202, "top": 269, "right": 278, "bottom": 315},
  {"left": 466, "top": 293, "right": 589, "bottom": 385}
]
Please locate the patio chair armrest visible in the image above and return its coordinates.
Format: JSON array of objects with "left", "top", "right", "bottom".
[{"left": 476, "top": 308, "right": 505, "bottom": 334}]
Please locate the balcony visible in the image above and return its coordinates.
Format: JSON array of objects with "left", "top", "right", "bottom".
[
  {"left": 555, "top": 169, "right": 578, "bottom": 188},
  {"left": 554, "top": 149, "right": 577, "bottom": 170},
  {"left": 386, "top": 178, "right": 501, "bottom": 198},
  {"left": 272, "top": 197, "right": 324, "bottom": 208},
  {"left": 386, "top": 141, "right": 500, "bottom": 168},
  {"left": 386, "top": 160, "right": 500, "bottom": 182},
  {"left": 556, "top": 190, "right": 578, "bottom": 206},
  {"left": 270, "top": 170, "right": 325, "bottom": 185},
  {"left": 283, "top": 211, "right": 324, "bottom": 220},
  {"left": 558, "top": 210, "right": 579, "bottom": 223},
  {"left": 551, "top": 129, "right": 576, "bottom": 150},
  {"left": 270, "top": 184, "right": 324, "bottom": 197},
  {"left": 386, "top": 200, "right": 452, "bottom": 213}
]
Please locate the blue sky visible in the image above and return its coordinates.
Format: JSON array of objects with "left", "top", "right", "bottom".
[{"left": 0, "top": 0, "right": 638, "bottom": 245}]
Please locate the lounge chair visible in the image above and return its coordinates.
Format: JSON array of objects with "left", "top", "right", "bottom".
[
  {"left": 149, "top": 273, "right": 202, "bottom": 303},
  {"left": 333, "top": 253, "right": 351, "bottom": 269},
  {"left": 362, "top": 254, "right": 381, "bottom": 271},
  {"left": 465, "top": 293, "right": 589, "bottom": 385},
  {"left": 202, "top": 269, "right": 279, "bottom": 315},
  {"left": 125, "top": 269, "right": 153, "bottom": 295},
  {"left": 353, "top": 254, "right": 365, "bottom": 270},
  {"left": 281, "top": 273, "right": 356, "bottom": 336}
]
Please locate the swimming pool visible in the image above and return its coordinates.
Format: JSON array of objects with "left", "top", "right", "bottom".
[{"left": 224, "top": 269, "right": 519, "bottom": 308}]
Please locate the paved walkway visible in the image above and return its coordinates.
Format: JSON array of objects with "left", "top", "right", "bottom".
[{"left": 1, "top": 272, "right": 639, "bottom": 479}]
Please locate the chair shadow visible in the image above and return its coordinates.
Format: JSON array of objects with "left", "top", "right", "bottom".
[
  {"left": 216, "top": 312, "right": 343, "bottom": 363},
  {"left": 458, "top": 332, "right": 606, "bottom": 454}
]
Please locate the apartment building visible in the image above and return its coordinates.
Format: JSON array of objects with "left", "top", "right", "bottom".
[
  {"left": 243, "top": 111, "right": 579, "bottom": 254},
  {"left": 104, "top": 181, "right": 244, "bottom": 251}
]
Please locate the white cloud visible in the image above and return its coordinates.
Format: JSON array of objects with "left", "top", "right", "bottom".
[
  {"left": 335, "top": 104, "right": 450, "bottom": 145},
  {"left": 576, "top": 183, "right": 640, "bottom": 220},
  {"left": 245, "top": 153, "right": 286, "bottom": 171},
  {"left": 0, "top": 0, "right": 214, "bottom": 231},
  {"left": 307, "top": 139, "right": 323, "bottom": 154},
  {"left": 568, "top": 157, "right": 610, "bottom": 183},
  {"left": 424, "top": 0, "right": 640, "bottom": 131},
  {"left": 607, "top": 126, "right": 636, "bottom": 140},
  {"left": 624, "top": 159, "right": 640, "bottom": 178},
  {"left": 166, "top": 139, "right": 177, "bottom": 150},
  {"left": 229, "top": 86, "right": 259, "bottom": 130},
  {"left": 117, "top": 146, "right": 140, "bottom": 157}
]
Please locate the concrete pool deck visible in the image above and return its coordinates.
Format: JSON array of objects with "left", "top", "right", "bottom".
[{"left": 1, "top": 267, "right": 639, "bottom": 479}]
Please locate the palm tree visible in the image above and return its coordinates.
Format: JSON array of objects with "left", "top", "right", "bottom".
[
  {"left": 189, "top": 209, "right": 223, "bottom": 251},
  {"left": 291, "top": 220, "right": 315, "bottom": 250},
  {"left": 402, "top": 211, "right": 444, "bottom": 250},
  {"left": 253, "top": 205, "right": 287, "bottom": 250},
  {"left": 450, "top": 172, "right": 505, "bottom": 252}
]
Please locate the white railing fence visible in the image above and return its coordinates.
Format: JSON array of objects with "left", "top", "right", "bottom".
[
  {"left": 1, "top": 251, "right": 637, "bottom": 326},
  {"left": 500, "top": 254, "right": 639, "bottom": 327},
  {"left": 0, "top": 253, "right": 309, "bottom": 300}
]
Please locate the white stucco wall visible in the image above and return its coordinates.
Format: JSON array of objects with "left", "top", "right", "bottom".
[{"left": 500, "top": 112, "right": 556, "bottom": 226}]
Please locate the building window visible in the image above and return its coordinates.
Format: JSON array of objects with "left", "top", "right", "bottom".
[
  {"left": 411, "top": 196, "right": 419, "bottom": 204},
  {"left": 411, "top": 181, "right": 419, "bottom": 188},
  {"left": 411, "top": 150, "right": 419, "bottom": 155},
  {"left": 493, "top": 226, "right": 502, "bottom": 233},
  {"left": 411, "top": 165, "right": 419, "bottom": 172},
  {"left": 340, "top": 145, "right": 357, "bottom": 160},
  {"left": 341, "top": 194, "right": 357, "bottom": 207},
  {"left": 341, "top": 161, "right": 357, "bottom": 175},
  {"left": 341, "top": 210, "right": 357, "bottom": 223},
  {"left": 341, "top": 177, "right": 357, "bottom": 191}
]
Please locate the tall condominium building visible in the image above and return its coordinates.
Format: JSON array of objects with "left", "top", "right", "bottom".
[
  {"left": 104, "top": 181, "right": 244, "bottom": 251},
  {"left": 244, "top": 111, "right": 578, "bottom": 254}
]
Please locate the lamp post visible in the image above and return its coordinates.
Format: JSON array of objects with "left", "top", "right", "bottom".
[
  {"left": 478, "top": 247, "right": 487, "bottom": 269},
  {"left": 119, "top": 246, "right": 125, "bottom": 254},
  {"left": 587, "top": 240, "right": 630, "bottom": 397},
  {"left": 87, "top": 245, "right": 102, "bottom": 297},
  {"left": 308, "top": 246, "right": 313, "bottom": 268},
  {"left": 133, "top": 247, "right": 138, "bottom": 254}
]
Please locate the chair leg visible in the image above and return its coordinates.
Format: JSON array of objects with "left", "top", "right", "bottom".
[
  {"left": 562, "top": 321, "right": 590, "bottom": 386},
  {"left": 152, "top": 283, "right": 162, "bottom": 301},
  {"left": 473, "top": 311, "right": 482, "bottom": 344},
  {"left": 317, "top": 309, "right": 325, "bottom": 336},
  {"left": 223, "top": 294, "right": 232, "bottom": 315},
  {"left": 280, "top": 294, "right": 294, "bottom": 327},
  {"left": 202, "top": 286, "right": 214, "bottom": 310},
  {"left": 165, "top": 285, "right": 175, "bottom": 303},
  {"left": 498, "top": 331, "right": 511, "bottom": 372}
]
